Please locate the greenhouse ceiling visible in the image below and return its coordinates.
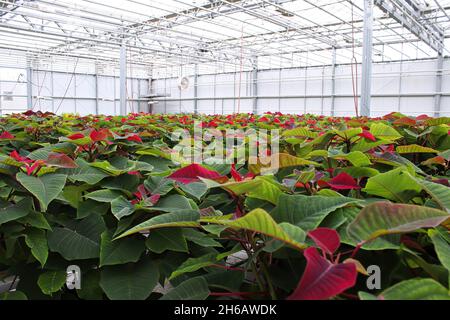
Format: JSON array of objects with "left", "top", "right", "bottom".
[{"left": 0, "top": 0, "right": 450, "bottom": 75}]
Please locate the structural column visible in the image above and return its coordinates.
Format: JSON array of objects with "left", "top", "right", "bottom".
[
  {"left": 194, "top": 64, "right": 198, "bottom": 114},
  {"left": 26, "top": 66, "right": 33, "bottom": 110},
  {"left": 330, "top": 47, "right": 336, "bottom": 116},
  {"left": 94, "top": 64, "right": 99, "bottom": 115},
  {"left": 434, "top": 53, "right": 443, "bottom": 117},
  {"left": 120, "top": 41, "right": 127, "bottom": 116},
  {"left": 360, "top": 0, "right": 374, "bottom": 117},
  {"left": 252, "top": 58, "right": 258, "bottom": 114}
]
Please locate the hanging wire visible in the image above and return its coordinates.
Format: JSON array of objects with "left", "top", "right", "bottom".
[
  {"left": 33, "top": 67, "right": 48, "bottom": 110},
  {"left": 55, "top": 57, "right": 79, "bottom": 113}
]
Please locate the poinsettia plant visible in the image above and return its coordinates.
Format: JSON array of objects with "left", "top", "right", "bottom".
[{"left": 0, "top": 111, "right": 449, "bottom": 301}]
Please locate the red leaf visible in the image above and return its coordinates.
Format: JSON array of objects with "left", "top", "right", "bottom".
[
  {"left": 25, "top": 160, "right": 45, "bottom": 176},
  {"left": 0, "top": 131, "right": 15, "bottom": 139},
  {"left": 230, "top": 164, "right": 243, "bottom": 182},
  {"left": 126, "top": 134, "right": 143, "bottom": 143},
  {"left": 90, "top": 129, "right": 110, "bottom": 142},
  {"left": 23, "top": 110, "right": 35, "bottom": 116},
  {"left": 326, "top": 172, "right": 360, "bottom": 190},
  {"left": 149, "top": 194, "right": 160, "bottom": 205},
  {"left": 46, "top": 153, "right": 78, "bottom": 168},
  {"left": 168, "top": 163, "right": 226, "bottom": 184},
  {"left": 358, "top": 130, "right": 376, "bottom": 142},
  {"left": 288, "top": 247, "right": 357, "bottom": 300},
  {"left": 394, "top": 117, "right": 416, "bottom": 126},
  {"left": 10, "top": 150, "right": 32, "bottom": 163},
  {"left": 68, "top": 133, "right": 85, "bottom": 140},
  {"left": 307, "top": 228, "right": 340, "bottom": 255},
  {"left": 416, "top": 114, "right": 430, "bottom": 121}
]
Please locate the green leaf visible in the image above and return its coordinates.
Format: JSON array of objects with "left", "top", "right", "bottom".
[
  {"left": 0, "top": 291, "right": 27, "bottom": 300},
  {"left": 362, "top": 167, "right": 422, "bottom": 203},
  {"left": 200, "top": 177, "right": 262, "bottom": 196},
  {"left": 169, "top": 253, "right": 217, "bottom": 280},
  {"left": 396, "top": 144, "right": 438, "bottom": 154},
  {"left": 247, "top": 176, "right": 284, "bottom": 205},
  {"left": 16, "top": 173, "right": 67, "bottom": 211},
  {"left": 100, "top": 257, "right": 159, "bottom": 300},
  {"left": 334, "top": 127, "right": 363, "bottom": 139},
  {"left": 25, "top": 228, "right": 48, "bottom": 267},
  {"left": 48, "top": 213, "right": 105, "bottom": 260},
  {"left": 111, "top": 196, "right": 135, "bottom": 220},
  {"left": 370, "top": 122, "right": 402, "bottom": 140},
  {"left": 282, "top": 127, "right": 318, "bottom": 138},
  {"left": 17, "top": 211, "right": 51, "bottom": 230},
  {"left": 340, "top": 167, "right": 380, "bottom": 178},
  {"left": 330, "top": 151, "right": 371, "bottom": 167},
  {"left": 411, "top": 176, "right": 450, "bottom": 213},
  {"left": 58, "top": 184, "right": 91, "bottom": 208},
  {"left": 99, "top": 230, "right": 145, "bottom": 267},
  {"left": 84, "top": 189, "right": 123, "bottom": 202},
  {"left": 0, "top": 197, "right": 32, "bottom": 225},
  {"left": 66, "top": 158, "right": 109, "bottom": 185},
  {"left": 182, "top": 228, "right": 222, "bottom": 247},
  {"left": 425, "top": 117, "right": 450, "bottom": 126},
  {"left": 357, "top": 292, "right": 378, "bottom": 300},
  {"left": 160, "top": 276, "right": 210, "bottom": 300},
  {"left": 144, "top": 194, "right": 194, "bottom": 212},
  {"left": 145, "top": 228, "right": 189, "bottom": 254},
  {"left": 202, "top": 208, "right": 307, "bottom": 251},
  {"left": 37, "top": 270, "right": 67, "bottom": 295},
  {"left": 77, "top": 200, "right": 109, "bottom": 219},
  {"left": 347, "top": 202, "right": 449, "bottom": 244},
  {"left": 429, "top": 229, "right": 450, "bottom": 272},
  {"left": 100, "top": 174, "right": 140, "bottom": 196},
  {"left": 351, "top": 139, "right": 392, "bottom": 153},
  {"left": 377, "top": 279, "right": 449, "bottom": 300},
  {"left": 264, "top": 223, "right": 306, "bottom": 252},
  {"left": 338, "top": 206, "right": 400, "bottom": 250},
  {"left": 271, "top": 194, "right": 362, "bottom": 231},
  {"left": 116, "top": 209, "right": 200, "bottom": 239},
  {"left": 76, "top": 270, "right": 103, "bottom": 300},
  {"left": 249, "top": 153, "right": 319, "bottom": 174},
  {"left": 89, "top": 160, "right": 128, "bottom": 176},
  {"left": 178, "top": 182, "right": 208, "bottom": 201}
]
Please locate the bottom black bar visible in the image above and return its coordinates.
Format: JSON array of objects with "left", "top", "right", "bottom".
[{"left": 0, "top": 300, "right": 445, "bottom": 319}]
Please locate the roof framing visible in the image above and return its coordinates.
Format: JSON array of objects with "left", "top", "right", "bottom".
[{"left": 0, "top": 0, "right": 448, "bottom": 74}]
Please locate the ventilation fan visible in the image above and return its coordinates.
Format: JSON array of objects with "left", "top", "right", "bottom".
[{"left": 177, "top": 76, "right": 190, "bottom": 90}]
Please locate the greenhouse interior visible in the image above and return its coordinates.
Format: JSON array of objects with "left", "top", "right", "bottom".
[{"left": 0, "top": 0, "right": 449, "bottom": 303}]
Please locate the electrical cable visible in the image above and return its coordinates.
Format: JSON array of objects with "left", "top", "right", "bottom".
[{"left": 55, "top": 57, "right": 79, "bottom": 114}]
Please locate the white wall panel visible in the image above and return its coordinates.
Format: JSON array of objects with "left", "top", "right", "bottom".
[
  {"left": 3, "top": 58, "right": 449, "bottom": 117},
  {"left": 75, "top": 74, "right": 95, "bottom": 98}
]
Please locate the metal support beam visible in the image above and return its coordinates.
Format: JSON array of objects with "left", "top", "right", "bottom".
[
  {"left": 26, "top": 66, "right": 32, "bottom": 110},
  {"left": 252, "top": 59, "right": 258, "bottom": 114},
  {"left": 194, "top": 64, "right": 198, "bottom": 114},
  {"left": 331, "top": 47, "right": 336, "bottom": 116},
  {"left": 374, "top": 0, "right": 444, "bottom": 54},
  {"left": 360, "top": 0, "right": 374, "bottom": 117},
  {"left": 119, "top": 41, "right": 127, "bottom": 116},
  {"left": 94, "top": 64, "right": 99, "bottom": 115},
  {"left": 434, "top": 54, "right": 443, "bottom": 117}
]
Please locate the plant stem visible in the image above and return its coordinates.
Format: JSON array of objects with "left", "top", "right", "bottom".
[{"left": 260, "top": 259, "right": 277, "bottom": 300}]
